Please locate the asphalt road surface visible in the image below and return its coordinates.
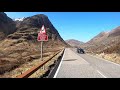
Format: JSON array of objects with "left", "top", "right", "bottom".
[{"left": 54, "top": 48, "right": 120, "bottom": 78}]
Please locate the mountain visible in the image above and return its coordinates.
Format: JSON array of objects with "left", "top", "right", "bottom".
[
  {"left": 8, "top": 14, "right": 67, "bottom": 46},
  {"left": 0, "top": 13, "right": 68, "bottom": 75},
  {"left": 66, "top": 39, "right": 84, "bottom": 47},
  {"left": 14, "top": 17, "right": 25, "bottom": 21},
  {"left": 109, "top": 26, "right": 120, "bottom": 37},
  {"left": 87, "top": 31, "right": 109, "bottom": 44},
  {"left": 0, "top": 12, "right": 16, "bottom": 40},
  {"left": 81, "top": 26, "right": 120, "bottom": 54}
]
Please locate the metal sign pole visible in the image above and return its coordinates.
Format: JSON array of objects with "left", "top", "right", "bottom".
[
  {"left": 38, "top": 25, "right": 48, "bottom": 71},
  {"left": 41, "top": 41, "right": 45, "bottom": 70},
  {"left": 41, "top": 41, "right": 43, "bottom": 61}
]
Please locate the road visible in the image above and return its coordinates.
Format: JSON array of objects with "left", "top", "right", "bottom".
[{"left": 54, "top": 48, "right": 120, "bottom": 78}]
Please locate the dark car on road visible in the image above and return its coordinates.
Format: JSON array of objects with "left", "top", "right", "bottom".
[{"left": 77, "top": 48, "right": 85, "bottom": 54}]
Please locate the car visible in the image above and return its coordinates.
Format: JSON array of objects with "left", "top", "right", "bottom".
[{"left": 77, "top": 48, "right": 85, "bottom": 54}]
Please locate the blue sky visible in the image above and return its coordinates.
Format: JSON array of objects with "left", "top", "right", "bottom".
[{"left": 5, "top": 12, "right": 120, "bottom": 42}]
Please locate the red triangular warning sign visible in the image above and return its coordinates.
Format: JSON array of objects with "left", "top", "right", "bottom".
[
  {"left": 39, "top": 25, "right": 46, "bottom": 34},
  {"left": 37, "top": 25, "right": 48, "bottom": 41}
]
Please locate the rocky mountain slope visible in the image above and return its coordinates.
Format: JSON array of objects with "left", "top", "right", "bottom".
[
  {"left": 79, "top": 26, "right": 120, "bottom": 64},
  {"left": 8, "top": 14, "right": 67, "bottom": 47},
  {"left": 0, "top": 13, "right": 67, "bottom": 75},
  {"left": 0, "top": 12, "right": 16, "bottom": 40},
  {"left": 81, "top": 26, "right": 120, "bottom": 54},
  {"left": 65, "top": 39, "right": 84, "bottom": 47}
]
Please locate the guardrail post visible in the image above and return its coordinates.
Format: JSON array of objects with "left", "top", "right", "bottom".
[{"left": 43, "top": 65, "right": 45, "bottom": 70}]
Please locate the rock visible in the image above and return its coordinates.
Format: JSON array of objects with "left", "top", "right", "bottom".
[
  {"left": 21, "top": 52, "right": 29, "bottom": 57},
  {"left": 0, "top": 12, "right": 16, "bottom": 40},
  {"left": 8, "top": 53, "right": 20, "bottom": 58},
  {"left": 30, "top": 54, "right": 40, "bottom": 59},
  {"left": 22, "top": 56, "right": 31, "bottom": 62},
  {"left": 16, "top": 14, "right": 67, "bottom": 46}
]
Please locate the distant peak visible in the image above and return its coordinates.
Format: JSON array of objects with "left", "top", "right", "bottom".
[
  {"left": 66, "top": 39, "right": 80, "bottom": 41},
  {"left": 66, "top": 39, "right": 84, "bottom": 43},
  {"left": 32, "top": 14, "right": 48, "bottom": 18},
  {"left": 36, "top": 14, "right": 47, "bottom": 16},
  {"left": 14, "top": 17, "right": 26, "bottom": 21}
]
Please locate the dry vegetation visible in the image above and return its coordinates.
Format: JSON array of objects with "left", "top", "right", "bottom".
[
  {"left": 29, "top": 50, "right": 63, "bottom": 78},
  {"left": 85, "top": 43, "right": 120, "bottom": 64},
  {"left": 94, "top": 53, "right": 120, "bottom": 64},
  {"left": 80, "top": 38, "right": 120, "bottom": 64},
  {"left": 0, "top": 38, "right": 64, "bottom": 77},
  {"left": 0, "top": 50, "right": 63, "bottom": 78}
]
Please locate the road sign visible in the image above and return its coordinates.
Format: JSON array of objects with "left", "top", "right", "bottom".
[
  {"left": 37, "top": 25, "right": 48, "bottom": 41},
  {"left": 39, "top": 25, "right": 46, "bottom": 35},
  {"left": 37, "top": 25, "right": 48, "bottom": 66},
  {"left": 37, "top": 34, "right": 48, "bottom": 41}
]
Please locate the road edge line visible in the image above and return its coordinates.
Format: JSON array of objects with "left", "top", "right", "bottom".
[
  {"left": 87, "top": 54, "right": 120, "bottom": 67},
  {"left": 53, "top": 48, "right": 66, "bottom": 78}
]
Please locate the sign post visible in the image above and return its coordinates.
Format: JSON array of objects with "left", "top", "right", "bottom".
[
  {"left": 37, "top": 25, "right": 48, "bottom": 70},
  {"left": 40, "top": 41, "right": 43, "bottom": 61}
]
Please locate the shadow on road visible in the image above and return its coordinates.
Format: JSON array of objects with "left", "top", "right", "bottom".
[{"left": 64, "top": 59, "right": 77, "bottom": 61}]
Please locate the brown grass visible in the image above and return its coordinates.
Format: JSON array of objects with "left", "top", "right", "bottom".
[
  {"left": 0, "top": 38, "right": 64, "bottom": 77},
  {"left": 0, "top": 49, "right": 63, "bottom": 78},
  {"left": 95, "top": 53, "right": 120, "bottom": 64}
]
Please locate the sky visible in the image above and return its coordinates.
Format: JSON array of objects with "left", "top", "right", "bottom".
[{"left": 5, "top": 12, "right": 120, "bottom": 43}]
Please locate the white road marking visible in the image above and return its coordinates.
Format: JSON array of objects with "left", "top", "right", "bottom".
[
  {"left": 96, "top": 70, "right": 107, "bottom": 78},
  {"left": 53, "top": 49, "right": 66, "bottom": 78},
  {"left": 87, "top": 54, "right": 120, "bottom": 67}
]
